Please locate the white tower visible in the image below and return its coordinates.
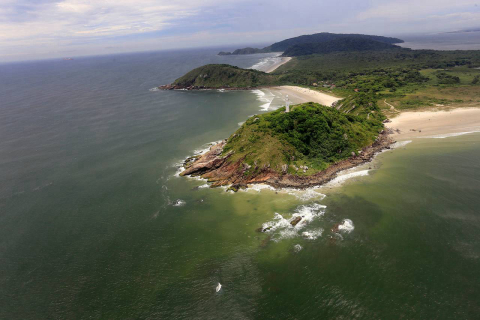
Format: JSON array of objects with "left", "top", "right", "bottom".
[{"left": 285, "top": 95, "right": 290, "bottom": 113}]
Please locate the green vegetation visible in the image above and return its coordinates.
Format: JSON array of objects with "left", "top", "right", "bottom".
[
  {"left": 222, "top": 102, "right": 383, "bottom": 175},
  {"left": 172, "top": 64, "right": 279, "bottom": 88},
  {"left": 282, "top": 38, "right": 400, "bottom": 57},
  {"left": 217, "top": 32, "right": 403, "bottom": 55}
]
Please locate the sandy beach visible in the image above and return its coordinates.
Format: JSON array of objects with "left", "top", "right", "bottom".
[
  {"left": 386, "top": 107, "right": 480, "bottom": 140},
  {"left": 265, "top": 57, "right": 292, "bottom": 73},
  {"left": 268, "top": 85, "right": 341, "bottom": 106}
]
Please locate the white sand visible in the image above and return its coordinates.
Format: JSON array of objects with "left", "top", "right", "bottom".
[
  {"left": 265, "top": 57, "right": 292, "bottom": 73},
  {"left": 386, "top": 107, "right": 480, "bottom": 140},
  {"left": 268, "top": 85, "right": 341, "bottom": 106}
]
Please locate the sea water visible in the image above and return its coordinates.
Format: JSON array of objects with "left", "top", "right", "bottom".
[{"left": 1, "top": 48, "right": 480, "bottom": 319}]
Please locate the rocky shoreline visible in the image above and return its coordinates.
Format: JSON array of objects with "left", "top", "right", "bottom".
[
  {"left": 180, "top": 130, "right": 395, "bottom": 191},
  {"left": 158, "top": 84, "right": 264, "bottom": 91}
]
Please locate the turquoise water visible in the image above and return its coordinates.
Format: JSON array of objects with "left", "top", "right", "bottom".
[{"left": 1, "top": 50, "right": 480, "bottom": 319}]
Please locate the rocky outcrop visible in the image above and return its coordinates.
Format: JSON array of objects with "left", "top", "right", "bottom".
[{"left": 180, "top": 130, "right": 395, "bottom": 190}]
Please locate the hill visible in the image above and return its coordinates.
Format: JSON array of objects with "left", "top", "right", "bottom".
[
  {"left": 217, "top": 32, "right": 404, "bottom": 55},
  {"left": 162, "top": 64, "right": 279, "bottom": 89},
  {"left": 180, "top": 101, "right": 390, "bottom": 189},
  {"left": 282, "top": 38, "right": 401, "bottom": 56}
]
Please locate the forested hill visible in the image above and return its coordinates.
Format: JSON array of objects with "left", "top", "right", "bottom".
[
  {"left": 218, "top": 32, "right": 404, "bottom": 55},
  {"left": 282, "top": 38, "right": 401, "bottom": 56},
  {"left": 167, "top": 64, "right": 279, "bottom": 89}
]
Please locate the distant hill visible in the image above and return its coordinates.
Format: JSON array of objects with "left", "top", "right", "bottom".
[
  {"left": 218, "top": 32, "right": 404, "bottom": 56},
  {"left": 282, "top": 38, "right": 401, "bottom": 56}
]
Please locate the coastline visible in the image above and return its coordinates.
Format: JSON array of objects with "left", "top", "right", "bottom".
[
  {"left": 265, "top": 57, "right": 292, "bottom": 73},
  {"left": 386, "top": 107, "right": 480, "bottom": 140},
  {"left": 180, "top": 130, "right": 393, "bottom": 191}
]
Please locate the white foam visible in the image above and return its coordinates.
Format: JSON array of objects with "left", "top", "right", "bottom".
[
  {"left": 284, "top": 187, "right": 326, "bottom": 201},
  {"left": 422, "top": 131, "right": 480, "bottom": 139},
  {"left": 249, "top": 54, "right": 282, "bottom": 71},
  {"left": 261, "top": 203, "right": 326, "bottom": 241},
  {"left": 390, "top": 140, "right": 412, "bottom": 148},
  {"left": 244, "top": 184, "right": 276, "bottom": 192},
  {"left": 324, "top": 169, "right": 370, "bottom": 188},
  {"left": 338, "top": 219, "right": 354, "bottom": 233},
  {"left": 172, "top": 199, "right": 186, "bottom": 207},
  {"left": 293, "top": 244, "right": 303, "bottom": 252},
  {"left": 149, "top": 87, "right": 159, "bottom": 92},
  {"left": 251, "top": 89, "right": 274, "bottom": 112},
  {"left": 172, "top": 140, "right": 223, "bottom": 178},
  {"left": 302, "top": 228, "right": 324, "bottom": 240},
  {"left": 198, "top": 184, "right": 210, "bottom": 189}
]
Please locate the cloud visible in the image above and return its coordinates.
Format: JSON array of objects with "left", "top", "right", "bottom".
[
  {"left": 1, "top": 0, "right": 480, "bottom": 62},
  {"left": 357, "top": 0, "right": 478, "bottom": 21}
]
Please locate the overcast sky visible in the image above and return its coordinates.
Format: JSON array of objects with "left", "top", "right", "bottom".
[{"left": 1, "top": 0, "right": 480, "bottom": 62}]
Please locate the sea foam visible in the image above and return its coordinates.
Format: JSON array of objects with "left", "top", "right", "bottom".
[
  {"left": 261, "top": 203, "right": 326, "bottom": 241},
  {"left": 251, "top": 89, "right": 274, "bottom": 111},
  {"left": 423, "top": 131, "right": 480, "bottom": 139}
]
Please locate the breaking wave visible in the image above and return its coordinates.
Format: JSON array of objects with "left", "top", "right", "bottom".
[
  {"left": 251, "top": 89, "right": 274, "bottom": 111},
  {"left": 338, "top": 219, "right": 354, "bottom": 233},
  {"left": 261, "top": 203, "right": 326, "bottom": 241},
  {"left": 422, "top": 131, "right": 480, "bottom": 139}
]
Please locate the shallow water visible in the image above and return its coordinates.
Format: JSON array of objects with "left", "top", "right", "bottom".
[{"left": 1, "top": 49, "right": 480, "bottom": 319}]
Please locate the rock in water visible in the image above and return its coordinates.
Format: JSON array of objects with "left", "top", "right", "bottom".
[
  {"left": 216, "top": 283, "right": 222, "bottom": 292},
  {"left": 290, "top": 216, "right": 302, "bottom": 226}
]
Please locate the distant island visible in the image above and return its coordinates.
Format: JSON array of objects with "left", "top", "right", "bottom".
[
  {"left": 158, "top": 31, "right": 480, "bottom": 190},
  {"left": 218, "top": 32, "right": 404, "bottom": 55}
]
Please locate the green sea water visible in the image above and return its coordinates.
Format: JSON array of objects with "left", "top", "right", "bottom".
[{"left": 1, "top": 51, "right": 480, "bottom": 319}]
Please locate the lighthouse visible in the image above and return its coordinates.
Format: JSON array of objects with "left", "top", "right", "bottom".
[{"left": 285, "top": 95, "right": 290, "bottom": 113}]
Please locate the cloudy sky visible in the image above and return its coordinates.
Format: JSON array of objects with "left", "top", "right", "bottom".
[{"left": 1, "top": 0, "right": 480, "bottom": 62}]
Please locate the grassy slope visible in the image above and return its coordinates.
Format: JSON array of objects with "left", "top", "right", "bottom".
[
  {"left": 172, "top": 64, "right": 279, "bottom": 88},
  {"left": 274, "top": 50, "right": 480, "bottom": 111},
  {"left": 222, "top": 103, "right": 383, "bottom": 176}
]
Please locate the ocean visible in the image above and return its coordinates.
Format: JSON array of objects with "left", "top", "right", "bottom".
[{"left": 1, "top": 46, "right": 480, "bottom": 319}]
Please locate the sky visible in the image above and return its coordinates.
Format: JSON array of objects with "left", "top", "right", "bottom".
[{"left": 1, "top": 0, "right": 480, "bottom": 62}]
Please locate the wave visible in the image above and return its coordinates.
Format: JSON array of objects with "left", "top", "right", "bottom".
[
  {"left": 422, "top": 131, "right": 480, "bottom": 139},
  {"left": 149, "top": 87, "right": 160, "bottom": 92},
  {"left": 172, "top": 199, "right": 186, "bottom": 207},
  {"left": 249, "top": 54, "right": 282, "bottom": 71},
  {"left": 261, "top": 203, "right": 326, "bottom": 241},
  {"left": 251, "top": 89, "right": 274, "bottom": 111},
  {"left": 338, "top": 219, "right": 354, "bottom": 233},
  {"left": 323, "top": 169, "right": 370, "bottom": 188}
]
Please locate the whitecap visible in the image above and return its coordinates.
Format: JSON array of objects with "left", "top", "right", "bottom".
[
  {"left": 302, "top": 228, "right": 324, "bottom": 240},
  {"left": 172, "top": 199, "right": 186, "bottom": 207},
  {"left": 149, "top": 87, "right": 159, "bottom": 92},
  {"left": 261, "top": 203, "right": 326, "bottom": 241},
  {"left": 338, "top": 219, "right": 354, "bottom": 233},
  {"left": 293, "top": 244, "right": 303, "bottom": 252}
]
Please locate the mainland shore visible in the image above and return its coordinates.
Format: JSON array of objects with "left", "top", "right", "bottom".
[
  {"left": 387, "top": 107, "right": 480, "bottom": 140},
  {"left": 265, "top": 57, "right": 292, "bottom": 73}
]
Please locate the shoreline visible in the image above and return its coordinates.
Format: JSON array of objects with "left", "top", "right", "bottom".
[
  {"left": 267, "top": 85, "right": 341, "bottom": 106},
  {"left": 180, "top": 131, "right": 393, "bottom": 191},
  {"left": 386, "top": 107, "right": 480, "bottom": 140},
  {"left": 265, "top": 57, "right": 292, "bottom": 73}
]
